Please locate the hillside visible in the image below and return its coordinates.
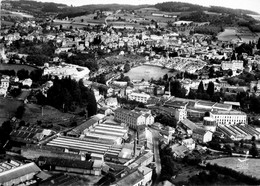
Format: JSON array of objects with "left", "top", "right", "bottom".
[{"left": 154, "top": 2, "right": 259, "bottom": 15}]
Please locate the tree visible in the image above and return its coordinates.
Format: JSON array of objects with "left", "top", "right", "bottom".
[
  {"left": 206, "top": 81, "right": 215, "bottom": 96},
  {"left": 163, "top": 74, "right": 168, "bottom": 81},
  {"left": 170, "top": 80, "right": 186, "bottom": 98},
  {"left": 256, "top": 37, "right": 260, "bottom": 49},
  {"left": 209, "top": 66, "right": 215, "bottom": 78},
  {"left": 197, "top": 81, "right": 204, "bottom": 94},
  {"left": 16, "top": 105, "right": 25, "bottom": 119},
  {"left": 87, "top": 90, "right": 97, "bottom": 117},
  {"left": 227, "top": 69, "right": 233, "bottom": 77},
  {"left": 30, "top": 69, "right": 43, "bottom": 82},
  {"left": 17, "top": 69, "right": 29, "bottom": 80},
  {"left": 188, "top": 89, "right": 197, "bottom": 99},
  {"left": 249, "top": 143, "right": 259, "bottom": 157},
  {"left": 124, "top": 62, "right": 131, "bottom": 73}
]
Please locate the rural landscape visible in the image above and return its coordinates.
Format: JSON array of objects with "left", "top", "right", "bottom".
[{"left": 0, "top": 0, "right": 260, "bottom": 185}]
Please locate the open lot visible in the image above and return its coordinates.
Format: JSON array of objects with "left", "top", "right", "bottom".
[
  {"left": 22, "top": 104, "right": 76, "bottom": 131},
  {"left": 206, "top": 157, "right": 260, "bottom": 179},
  {"left": 0, "top": 98, "right": 23, "bottom": 125},
  {"left": 124, "top": 65, "right": 176, "bottom": 81}
]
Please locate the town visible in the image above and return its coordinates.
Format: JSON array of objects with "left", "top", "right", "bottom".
[{"left": 0, "top": 0, "right": 260, "bottom": 185}]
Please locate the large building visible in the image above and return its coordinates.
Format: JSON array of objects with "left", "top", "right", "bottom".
[
  {"left": 0, "top": 161, "right": 44, "bottom": 186},
  {"left": 221, "top": 60, "right": 243, "bottom": 71},
  {"left": 210, "top": 110, "right": 247, "bottom": 125},
  {"left": 128, "top": 92, "right": 151, "bottom": 103},
  {"left": 114, "top": 108, "right": 154, "bottom": 129}
]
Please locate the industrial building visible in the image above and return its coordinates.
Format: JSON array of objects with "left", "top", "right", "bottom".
[
  {"left": 217, "top": 124, "right": 260, "bottom": 141},
  {"left": 114, "top": 108, "right": 154, "bottom": 129},
  {"left": 0, "top": 160, "right": 45, "bottom": 186},
  {"left": 210, "top": 110, "right": 247, "bottom": 125}
]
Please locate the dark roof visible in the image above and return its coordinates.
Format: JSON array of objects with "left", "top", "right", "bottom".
[
  {"left": 164, "top": 100, "right": 188, "bottom": 108},
  {"left": 40, "top": 174, "right": 83, "bottom": 186},
  {"left": 68, "top": 118, "right": 98, "bottom": 135},
  {"left": 193, "top": 128, "right": 207, "bottom": 135},
  {"left": 38, "top": 156, "right": 93, "bottom": 170}
]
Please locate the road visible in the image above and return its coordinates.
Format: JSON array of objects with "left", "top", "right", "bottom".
[{"left": 150, "top": 128, "right": 162, "bottom": 184}]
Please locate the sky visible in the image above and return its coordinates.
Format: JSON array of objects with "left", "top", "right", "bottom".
[{"left": 36, "top": 0, "right": 260, "bottom": 14}]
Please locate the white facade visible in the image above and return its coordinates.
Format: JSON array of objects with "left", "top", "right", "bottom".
[
  {"left": 128, "top": 92, "right": 150, "bottom": 103},
  {"left": 43, "top": 63, "right": 90, "bottom": 81},
  {"left": 221, "top": 60, "right": 244, "bottom": 71},
  {"left": 210, "top": 111, "right": 247, "bottom": 125},
  {"left": 175, "top": 108, "right": 187, "bottom": 122}
]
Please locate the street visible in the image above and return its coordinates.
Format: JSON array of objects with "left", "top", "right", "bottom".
[{"left": 150, "top": 128, "right": 162, "bottom": 184}]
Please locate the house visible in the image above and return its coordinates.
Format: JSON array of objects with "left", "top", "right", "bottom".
[
  {"left": 192, "top": 128, "right": 213, "bottom": 143},
  {"left": 171, "top": 144, "right": 189, "bottom": 158},
  {"left": 181, "top": 138, "right": 196, "bottom": 150},
  {"left": 105, "top": 97, "right": 118, "bottom": 108}
]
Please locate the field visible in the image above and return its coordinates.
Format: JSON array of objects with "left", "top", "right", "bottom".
[
  {"left": 217, "top": 27, "right": 258, "bottom": 43},
  {"left": 206, "top": 157, "right": 260, "bottom": 179},
  {"left": 22, "top": 104, "right": 76, "bottom": 131},
  {"left": 0, "top": 64, "right": 37, "bottom": 73},
  {"left": 1, "top": 10, "right": 34, "bottom": 19},
  {"left": 124, "top": 65, "right": 176, "bottom": 81},
  {"left": 0, "top": 98, "right": 23, "bottom": 125}
]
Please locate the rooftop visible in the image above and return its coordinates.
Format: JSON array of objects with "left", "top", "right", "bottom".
[
  {"left": 0, "top": 162, "right": 41, "bottom": 184},
  {"left": 180, "top": 119, "right": 198, "bottom": 131},
  {"left": 114, "top": 169, "right": 144, "bottom": 186},
  {"left": 211, "top": 110, "right": 246, "bottom": 115}
]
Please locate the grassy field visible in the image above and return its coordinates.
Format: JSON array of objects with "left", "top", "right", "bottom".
[
  {"left": 217, "top": 27, "right": 258, "bottom": 43},
  {"left": 0, "top": 64, "right": 37, "bottom": 73},
  {"left": 206, "top": 157, "right": 260, "bottom": 179},
  {"left": 22, "top": 104, "right": 76, "bottom": 131},
  {"left": 0, "top": 98, "right": 23, "bottom": 125}
]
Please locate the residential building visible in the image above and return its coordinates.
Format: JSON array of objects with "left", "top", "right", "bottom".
[
  {"left": 171, "top": 144, "right": 189, "bottom": 158},
  {"left": 181, "top": 138, "right": 196, "bottom": 150},
  {"left": 105, "top": 97, "right": 118, "bottom": 108},
  {"left": 192, "top": 128, "right": 213, "bottom": 143},
  {"left": 210, "top": 110, "right": 247, "bottom": 125}
]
